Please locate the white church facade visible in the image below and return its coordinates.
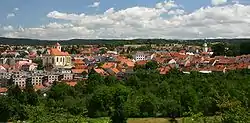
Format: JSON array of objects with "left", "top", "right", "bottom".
[{"left": 42, "top": 43, "right": 72, "bottom": 68}]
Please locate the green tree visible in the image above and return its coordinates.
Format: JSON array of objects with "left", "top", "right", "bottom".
[
  {"left": 24, "top": 78, "right": 39, "bottom": 106},
  {"left": 145, "top": 61, "right": 158, "bottom": 70},
  {"left": 212, "top": 43, "right": 226, "bottom": 56},
  {"left": 33, "top": 58, "right": 44, "bottom": 70},
  {"left": 110, "top": 90, "right": 128, "bottom": 123}
]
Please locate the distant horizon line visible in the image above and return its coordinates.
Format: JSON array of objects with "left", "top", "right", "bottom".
[{"left": 1, "top": 36, "right": 250, "bottom": 41}]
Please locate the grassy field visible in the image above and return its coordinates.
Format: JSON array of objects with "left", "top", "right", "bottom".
[
  {"left": 87, "top": 117, "right": 221, "bottom": 123},
  {"left": 25, "top": 116, "right": 221, "bottom": 123},
  {"left": 128, "top": 118, "right": 180, "bottom": 123}
]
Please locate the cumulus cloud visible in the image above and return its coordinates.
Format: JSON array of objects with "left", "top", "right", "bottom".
[
  {"left": 3, "top": 25, "right": 14, "bottom": 31},
  {"left": 1, "top": 1, "right": 250, "bottom": 40},
  {"left": 88, "top": 1, "right": 100, "bottom": 8},
  {"left": 6, "top": 13, "right": 15, "bottom": 19},
  {"left": 155, "top": 0, "right": 178, "bottom": 9},
  {"left": 212, "top": 0, "right": 227, "bottom": 6},
  {"left": 14, "top": 8, "right": 19, "bottom": 11},
  {"left": 6, "top": 8, "right": 19, "bottom": 19}
]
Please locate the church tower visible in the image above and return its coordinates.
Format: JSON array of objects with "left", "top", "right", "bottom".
[
  {"left": 53, "top": 42, "right": 61, "bottom": 51},
  {"left": 203, "top": 42, "right": 208, "bottom": 52}
]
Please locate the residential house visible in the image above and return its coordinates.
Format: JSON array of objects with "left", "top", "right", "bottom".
[
  {"left": 94, "top": 68, "right": 109, "bottom": 76},
  {"left": 0, "top": 87, "right": 8, "bottom": 95},
  {"left": 31, "top": 75, "right": 43, "bottom": 86}
]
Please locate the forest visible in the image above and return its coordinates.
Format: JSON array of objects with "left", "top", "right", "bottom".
[
  {"left": 2, "top": 37, "right": 250, "bottom": 45},
  {"left": 0, "top": 64, "right": 250, "bottom": 123}
]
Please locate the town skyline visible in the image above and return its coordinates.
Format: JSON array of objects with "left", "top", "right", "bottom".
[{"left": 1, "top": 0, "right": 250, "bottom": 39}]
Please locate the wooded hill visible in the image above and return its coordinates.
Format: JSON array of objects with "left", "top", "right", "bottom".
[{"left": 1, "top": 37, "right": 250, "bottom": 45}]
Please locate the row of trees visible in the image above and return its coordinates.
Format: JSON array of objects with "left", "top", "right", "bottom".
[
  {"left": 211, "top": 42, "right": 250, "bottom": 56},
  {"left": 0, "top": 66, "right": 250, "bottom": 122}
]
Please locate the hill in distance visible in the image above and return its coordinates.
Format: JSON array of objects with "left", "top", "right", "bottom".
[{"left": 0, "top": 37, "right": 250, "bottom": 45}]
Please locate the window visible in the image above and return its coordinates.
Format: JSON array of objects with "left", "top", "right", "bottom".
[
  {"left": 60, "top": 57, "right": 62, "bottom": 62},
  {"left": 57, "top": 57, "right": 59, "bottom": 62}
]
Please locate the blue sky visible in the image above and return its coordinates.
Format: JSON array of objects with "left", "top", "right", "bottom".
[
  {"left": 0, "top": 0, "right": 211, "bottom": 27},
  {"left": 1, "top": 0, "right": 250, "bottom": 39}
]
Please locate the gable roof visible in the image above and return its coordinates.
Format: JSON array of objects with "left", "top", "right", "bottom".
[
  {"left": 0, "top": 88, "right": 7, "bottom": 93},
  {"left": 101, "top": 62, "right": 116, "bottom": 69},
  {"left": 48, "top": 48, "right": 69, "bottom": 56},
  {"left": 136, "top": 60, "right": 147, "bottom": 66},
  {"left": 94, "top": 68, "right": 108, "bottom": 76},
  {"left": 72, "top": 69, "right": 88, "bottom": 74},
  {"left": 110, "top": 68, "right": 120, "bottom": 74},
  {"left": 66, "top": 81, "right": 77, "bottom": 86}
]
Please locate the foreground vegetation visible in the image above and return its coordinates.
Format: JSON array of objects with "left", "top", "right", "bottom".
[{"left": 0, "top": 65, "right": 250, "bottom": 122}]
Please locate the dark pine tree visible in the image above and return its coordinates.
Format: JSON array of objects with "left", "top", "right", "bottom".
[{"left": 110, "top": 91, "right": 128, "bottom": 123}]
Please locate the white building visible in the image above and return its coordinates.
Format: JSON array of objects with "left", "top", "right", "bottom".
[
  {"left": 31, "top": 75, "right": 43, "bottom": 86},
  {"left": 203, "top": 43, "right": 208, "bottom": 52},
  {"left": 133, "top": 52, "right": 154, "bottom": 61},
  {"left": 42, "top": 43, "right": 72, "bottom": 68}
]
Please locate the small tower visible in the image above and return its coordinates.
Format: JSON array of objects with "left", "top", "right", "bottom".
[
  {"left": 203, "top": 42, "right": 208, "bottom": 52},
  {"left": 53, "top": 42, "right": 61, "bottom": 51}
]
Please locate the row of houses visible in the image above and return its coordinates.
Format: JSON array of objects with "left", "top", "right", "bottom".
[{"left": 1, "top": 42, "right": 250, "bottom": 95}]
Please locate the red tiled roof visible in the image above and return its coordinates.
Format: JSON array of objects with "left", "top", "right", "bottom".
[
  {"left": 74, "top": 65, "right": 88, "bottom": 69},
  {"left": 110, "top": 68, "right": 120, "bottom": 74},
  {"left": 102, "top": 62, "right": 116, "bottom": 69},
  {"left": 179, "top": 50, "right": 186, "bottom": 54},
  {"left": 158, "top": 66, "right": 171, "bottom": 75},
  {"left": 66, "top": 81, "right": 77, "bottom": 86},
  {"left": 49, "top": 48, "right": 69, "bottom": 56},
  {"left": 0, "top": 88, "right": 7, "bottom": 93},
  {"left": 0, "top": 64, "right": 9, "bottom": 69},
  {"left": 34, "top": 85, "right": 45, "bottom": 90},
  {"left": 94, "top": 68, "right": 108, "bottom": 76},
  {"left": 72, "top": 69, "right": 88, "bottom": 74},
  {"left": 136, "top": 60, "right": 147, "bottom": 66},
  {"left": 154, "top": 57, "right": 166, "bottom": 64},
  {"left": 73, "top": 59, "right": 84, "bottom": 64}
]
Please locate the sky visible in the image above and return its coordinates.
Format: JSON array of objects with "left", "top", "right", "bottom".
[{"left": 0, "top": 0, "right": 250, "bottom": 40}]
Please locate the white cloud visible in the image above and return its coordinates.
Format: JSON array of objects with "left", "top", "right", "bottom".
[
  {"left": 88, "top": 1, "right": 100, "bottom": 8},
  {"left": 155, "top": 0, "right": 178, "bottom": 9},
  {"left": 3, "top": 25, "right": 14, "bottom": 31},
  {"left": 6, "top": 8, "right": 19, "bottom": 19},
  {"left": 6, "top": 13, "right": 15, "bottom": 19},
  {"left": 2, "top": 1, "right": 250, "bottom": 40},
  {"left": 14, "top": 8, "right": 19, "bottom": 11},
  {"left": 212, "top": 0, "right": 227, "bottom": 6},
  {"left": 168, "top": 9, "right": 185, "bottom": 15},
  {"left": 47, "top": 11, "right": 85, "bottom": 21}
]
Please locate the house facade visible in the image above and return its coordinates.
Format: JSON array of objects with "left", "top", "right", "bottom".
[{"left": 42, "top": 43, "right": 72, "bottom": 68}]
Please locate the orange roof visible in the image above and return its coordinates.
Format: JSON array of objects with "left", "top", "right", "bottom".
[
  {"left": 111, "top": 68, "right": 120, "bottom": 74},
  {"left": 136, "top": 60, "right": 147, "bottom": 66},
  {"left": 0, "top": 64, "right": 10, "bottom": 69},
  {"left": 158, "top": 66, "right": 171, "bottom": 75},
  {"left": 74, "top": 65, "right": 88, "bottom": 69},
  {"left": 66, "top": 81, "right": 77, "bottom": 86},
  {"left": 154, "top": 57, "right": 166, "bottom": 64},
  {"left": 73, "top": 59, "right": 84, "bottom": 64},
  {"left": 72, "top": 69, "right": 88, "bottom": 74},
  {"left": 49, "top": 48, "right": 69, "bottom": 56},
  {"left": 94, "top": 68, "right": 108, "bottom": 76},
  {"left": 0, "top": 88, "right": 7, "bottom": 93},
  {"left": 125, "top": 61, "right": 135, "bottom": 67},
  {"left": 34, "top": 85, "right": 45, "bottom": 90},
  {"left": 102, "top": 62, "right": 116, "bottom": 69}
]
